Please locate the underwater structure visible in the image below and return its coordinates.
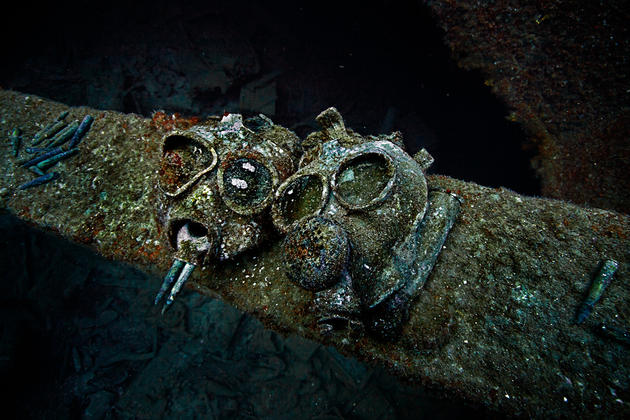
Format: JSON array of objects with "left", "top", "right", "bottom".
[
  {"left": 426, "top": 0, "right": 630, "bottom": 215},
  {"left": 1, "top": 89, "right": 628, "bottom": 416}
]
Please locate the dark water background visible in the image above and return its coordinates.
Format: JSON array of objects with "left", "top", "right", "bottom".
[{"left": 0, "top": 0, "right": 532, "bottom": 417}]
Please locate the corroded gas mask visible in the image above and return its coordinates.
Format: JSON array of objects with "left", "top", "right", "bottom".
[
  {"left": 272, "top": 108, "right": 460, "bottom": 340},
  {"left": 155, "top": 113, "right": 299, "bottom": 312}
]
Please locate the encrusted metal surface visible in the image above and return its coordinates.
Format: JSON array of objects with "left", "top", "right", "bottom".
[
  {"left": 425, "top": 0, "right": 630, "bottom": 214},
  {"left": 153, "top": 112, "right": 300, "bottom": 311},
  {"left": 272, "top": 108, "right": 459, "bottom": 341},
  {"left": 1, "top": 90, "right": 629, "bottom": 416}
]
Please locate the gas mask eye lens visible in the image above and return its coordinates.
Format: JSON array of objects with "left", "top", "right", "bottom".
[
  {"left": 276, "top": 174, "right": 325, "bottom": 226},
  {"left": 222, "top": 158, "right": 272, "bottom": 208},
  {"left": 159, "top": 135, "right": 217, "bottom": 197},
  {"left": 333, "top": 152, "right": 395, "bottom": 209}
]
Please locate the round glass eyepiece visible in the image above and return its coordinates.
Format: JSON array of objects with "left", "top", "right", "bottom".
[
  {"left": 159, "top": 134, "right": 217, "bottom": 197},
  {"left": 273, "top": 174, "right": 326, "bottom": 231},
  {"left": 221, "top": 157, "right": 273, "bottom": 212},
  {"left": 333, "top": 152, "right": 395, "bottom": 209}
]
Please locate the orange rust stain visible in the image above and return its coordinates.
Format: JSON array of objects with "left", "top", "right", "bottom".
[
  {"left": 150, "top": 111, "right": 200, "bottom": 132},
  {"left": 590, "top": 220, "right": 629, "bottom": 240},
  {"left": 137, "top": 243, "right": 163, "bottom": 262},
  {"left": 73, "top": 214, "right": 104, "bottom": 245},
  {"left": 287, "top": 242, "right": 322, "bottom": 261}
]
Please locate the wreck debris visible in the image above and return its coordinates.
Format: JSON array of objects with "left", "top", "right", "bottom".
[
  {"left": 575, "top": 259, "right": 619, "bottom": 324},
  {"left": 154, "top": 259, "right": 186, "bottom": 306},
  {"left": 154, "top": 113, "right": 300, "bottom": 312},
  {"left": 25, "top": 146, "right": 54, "bottom": 154},
  {"left": 273, "top": 107, "right": 460, "bottom": 340},
  {"left": 154, "top": 221, "right": 211, "bottom": 313},
  {"left": 163, "top": 261, "right": 196, "bottom": 313},
  {"left": 27, "top": 166, "right": 46, "bottom": 177},
  {"left": 55, "top": 110, "right": 70, "bottom": 121},
  {"left": 1, "top": 90, "right": 628, "bottom": 417},
  {"left": 399, "top": 190, "right": 461, "bottom": 298},
  {"left": 412, "top": 148, "right": 434, "bottom": 171},
  {"left": 20, "top": 145, "right": 69, "bottom": 167}
]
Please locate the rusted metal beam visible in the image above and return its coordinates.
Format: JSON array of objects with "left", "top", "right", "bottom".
[{"left": 1, "top": 89, "right": 628, "bottom": 416}]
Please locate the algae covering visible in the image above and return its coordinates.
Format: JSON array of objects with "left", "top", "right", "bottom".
[{"left": 1, "top": 89, "right": 629, "bottom": 416}]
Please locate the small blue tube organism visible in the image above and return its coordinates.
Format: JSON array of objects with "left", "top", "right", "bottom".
[
  {"left": 36, "top": 147, "right": 79, "bottom": 170},
  {"left": 45, "top": 120, "right": 79, "bottom": 147},
  {"left": 20, "top": 146, "right": 66, "bottom": 168},
  {"left": 31, "top": 110, "right": 68, "bottom": 145},
  {"left": 25, "top": 146, "right": 53, "bottom": 154},
  {"left": 55, "top": 110, "right": 70, "bottom": 121},
  {"left": 27, "top": 166, "right": 46, "bottom": 176},
  {"left": 575, "top": 259, "right": 619, "bottom": 324},
  {"left": 18, "top": 172, "right": 60, "bottom": 190},
  {"left": 68, "top": 115, "right": 94, "bottom": 148},
  {"left": 31, "top": 120, "right": 67, "bottom": 146},
  {"left": 9, "top": 127, "right": 22, "bottom": 157}
]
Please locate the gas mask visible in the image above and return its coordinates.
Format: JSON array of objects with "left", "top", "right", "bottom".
[
  {"left": 154, "top": 113, "right": 299, "bottom": 312},
  {"left": 272, "top": 108, "right": 460, "bottom": 340}
]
